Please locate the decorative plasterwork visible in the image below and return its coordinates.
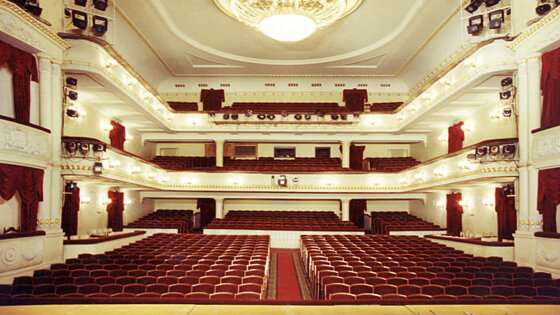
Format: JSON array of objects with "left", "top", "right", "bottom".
[
  {"left": 0, "top": 0, "right": 69, "bottom": 57},
  {"left": 532, "top": 125, "right": 560, "bottom": 169},
  {"left": 0, "top": 120, "right": 48, "bottom": 159},
  {"left": 535, "top": 237, "right": 560, "bottom": 273},
  {"left": 509, "top": 6, "right": 560, "bottom": 57},
  {"left": 0, "top": 237, "right": 44, "bottom": 273}
]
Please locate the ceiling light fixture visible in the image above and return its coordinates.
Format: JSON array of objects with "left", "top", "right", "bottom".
[{"left": 217, "top": 0, "right": 362, "bottom": 42}]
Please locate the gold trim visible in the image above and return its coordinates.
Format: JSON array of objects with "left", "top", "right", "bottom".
[
  {"left": 508, "top": 5, "right": 560, "bottom": 49},
  {"left": 0, "top": 0, "right": 70, "bottom": 49}
]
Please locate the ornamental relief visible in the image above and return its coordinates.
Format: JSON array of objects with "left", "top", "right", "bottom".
[
  {"left": 0, "top": 240, "right": 43, "bottom": 273},
  {"left": 532, "top": 128, "right": 560, "bottom": 162},
  {"left": 536, "top": 242, "right": 560, "bottom": 271},
  {"left": 0, "top": 122, "right": 47, "bottom": 157},
  {"left": 0, "top": 11, "right": 42, "bottom": 51}
]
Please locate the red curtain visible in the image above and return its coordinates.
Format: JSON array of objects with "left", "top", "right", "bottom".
[
  {"left": 350, "top": 145, "right": 365, "bottom": 170},
  {"left": 495, "top": 187, "right": 516, "bottom": 241},
  {"left": 541, "top": 47, "right": 560, "bottom": 129},
  {"left": 0, "top": 40, "right": 39, "bottom": 123},
  {"left": 447, "top": 121, "right": 465, "bottom": 154},
  {"left": 446, "top": 193, "right": 463, "bottom": 236},
  {"left": 343, "top": 89, "right": 368, "bottom": 112},
  {"left": 0, "top": 163, "right": 44, "bottom": 232},
  {"left": 62, "top": 186, "right": 80, "bottom": 237},
  {"left": 107, "top": 191, "right": 124, "bottom": 232},
  {"left": 349, "top": 199, "right": 367, "bottom": 228},
  {"left": 109, "top": 120, "right": 126, "bottom": 151},
  {"left": 197, "top": 198, "right": 216, "bottom": 228},
  {"left": 537, "top": 168, "right": 560, "bottom": 233},
  {"left": 200, "top": 89, "right": 225, "bottom": 111}
]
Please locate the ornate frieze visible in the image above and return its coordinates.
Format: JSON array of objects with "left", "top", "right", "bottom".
[{"left": 0, "top": 120, "right": 48, "bottom": 158}]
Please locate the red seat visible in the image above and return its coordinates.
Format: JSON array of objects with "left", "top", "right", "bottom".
[
  {"left": 210, "top": 292, "right": 235, "bottom": 300},
  {"left": 330, "top": 292, "right": 356, "bottom": 300},
  {"left": 235, "top": 292, "right": 260, "bottom": 300},
  {"left": 192, "top": 283, "right": 214, "bottom": 294}
]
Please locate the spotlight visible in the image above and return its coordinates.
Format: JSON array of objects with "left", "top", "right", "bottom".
[
  {"left": 489, "top": 145, "right": 500, "bottom": 155},
  {"left": 67, "top": 91, "right": 78, "bottom": 101},
  {"left": 79, "top": 142, "right": 90, "bottom": 154},
  {"left": 74, "top": 0, "right": 87, "bottom": 6},
  {"left": 72, "top": 10, "right": 88, "bottom": 30},
  {"left": 245, "top": 109, "right": 253, "bottom": 117},
  {"left": 353, "top": 112, "right": 360, "bottom": 118},
  {"left": 231, "top": 114, "right": 238, "bottom": 120},
  {"left": 502, "top": 144, "right": 516, "bottom": 157},
  {"left": 476, "top": 146, "right": 488, "bottom": 158},
  {"left": 66, "top": 107, "right": 79, "bottom": 117},
  {"left": 93, "top": 0, "right": 107, "bottom": 11},
  {"left": 223, "top": 113, "right": 230, "bottom": 120},
  {"left": 93, "top": 143, "right": 107, "bottom": 152},
  {"left": 208, "top": 111, "right": 216, "bottom": 117},
  {"left": 93, "top": 162, "right": 103, "bottom": 175},
  {"left": 465, "top": 0, "right": 484, "bottom": 13},
  {"left": 484, "top": 0, "right": 500, "bottom": 7},
  {"left": 467, "top": 15, "right": 483, "bottom": 35},
  {"left": 281, "top": 111, "right": 288, "bottom": 117},
  {"left": 278, "top": 175, "right": 287, "bottom": 187},
  {"left": 294, "top": 114, "right": 302, "bottom": 120},
  {"left": 65, "top": 77, "right": 78, "bottom": 87},
  {"left": 267, "top": 114, "right": 275, "bottom": 120},
  {"left": 488, "top": 10, "right": 504, "bottom": 29},
  {"left": 257, "top": 114, "right": 266, "bottom": 120},
  {"left": 65, "top": 141, "right": 77, "bottom": 153},
  {"left": 65, "top": 181, "right": 77, "bottom": 191},
  {"left": 502, "top": 107, "right": 512, "bottom": 117},
  {"left": 499, "top": 90, "right": 511, "bottom": 100},
  {"left": 92, "top": 16, "right": 108, "bottom": 35},
  {"left": 536, "top": 1, "right": 552, "bottom": 15},
  {"left": 340, "top": 114, "right": 347, "bottom": 120},
  {"left": 501, "top": 77, "right": 513, "bottom": 87},
  {"left": 331, "top": 114, "right": 339, "bottom": 120},
  {"left": 304, "top": 114, "right": 312, "bottom": 120}
]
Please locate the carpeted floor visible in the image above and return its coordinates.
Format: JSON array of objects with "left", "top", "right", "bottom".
[{"left": 275, "top": 249, "right": 303, "bottom": 300}]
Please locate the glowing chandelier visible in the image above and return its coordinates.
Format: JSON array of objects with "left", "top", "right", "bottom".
[{"left": 215, "top": 0, "right": 362, "bottom": 42}]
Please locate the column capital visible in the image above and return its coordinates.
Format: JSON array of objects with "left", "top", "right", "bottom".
[{"left": 340, "top": 140, "right": 351, "bottom": 145}]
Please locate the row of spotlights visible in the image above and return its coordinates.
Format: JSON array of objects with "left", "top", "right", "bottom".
[
  {"left": 467, "top": 9, "right": 508, "bottom": 35},
  {"left": 73, "top": 0, "right": 107, "bottom": 11},
  {"left": 67, "top": 9, "right": 108, "bottom": 35},
  {"left": 536, "top": 0, "right": 560, "bottom": 16}
]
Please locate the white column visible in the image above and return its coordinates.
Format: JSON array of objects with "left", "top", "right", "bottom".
[
  {"left": 50, "top": 61, "right": 63, "bottom": 230},
  {"left": 341, "top": 199, "right": 350, "bottom": 221},
  {"left": 38, "top": 54, "right": 52, "bottom": 130},
  {"left": 527, "top": 53, "right": 543, "bottom": 231},
  {"left": 341, "top": 141, "right": 351, "bottom": 169},
  {"left": 215, "top": 140, "right": 224, "bottom": 167},
  {"left": 215, "top": 198, "right": 224, "bottom": 219},
  {"left": 516, "top": 60, "right": 530, "bottom": 230}
]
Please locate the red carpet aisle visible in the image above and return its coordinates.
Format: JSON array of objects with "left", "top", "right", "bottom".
[{"left": 273, "top": 249, "right": 303, "bottom": 301}]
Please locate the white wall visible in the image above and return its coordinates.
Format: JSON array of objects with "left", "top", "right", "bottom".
[
  {"left": 0, "top": 64, "right": 40, "bottom": 125},
  {"left": 367, "top": 200, "right": 409, "bottom": 214},
  {"left": 153, "top": 199, "right": 198, "bottom": 212},
  {"left": 154, "top": 143, "right": 206, "bottom": 157},
  {"left": 363, "top": 144, "right": 411, "bottom": 158},
  {"left": 223, "top": 199, "right": 341, "bottom": 217},
  {"left": 0, "top": 194, "right": 21, "bottom": 232}
]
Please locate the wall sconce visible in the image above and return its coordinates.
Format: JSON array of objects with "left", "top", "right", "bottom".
[
  {"left": 109, "top": 160, "right": 120, "bottom": 168},
  {"left": 461, "top": 123, "right": 472, "bottom": 133},
  {"left": 123, "top": 198, "right": 132, "bottom": 206},
  {"left": 459, "top": 200, "right": 469, "bottom": 209},
  {"left": 464, "top": 58, "right": 477, "bottom": 68},
  {"left": 414, "top": 174, "right": 425, "bottom": 182},
  {"left": 182, "top": 177, "right": 193, "bottom": 185},
  {"left": 130, "top": 166, "right": 141, "bottom": 175},
  {"left": 77, "top": 108, "right": 87, "bottom": 117},
  {"left": 155, "top": 104, "right": 165, "bottom": 112},
  {"left": 433, "top": 167, "right": 446, "bottom": 177},
  {"left": 490, "top": 109, "right": 501, "bottom": 119},
  {"left": 101, "top": 197, "right": 112, "bottom": 205},
  {"left": 458, "top": 160, "right": 471, "bottom": 170},
  {"left": 396, "top": 114, "right": 404, "bottom": 121},
  {"left": 436, "top": 200, "right": 446, "bottom": 208},
  {"left": 147, "top": 172, "right": 157, "bottom": 180},
  {"left": 438, "top": 134, "right": 448, "bottom": 142},
  {"left": 160, "top": 176, "right": 169, "bottom": 183},
  {"left": 80, "top": 196, "right": 91, "bottom": 205},
  {"left": 165, "top": 113, "right": 173, "bottom": 121},
  {"left": 125, "top": 134, "right": 133, "bottom": 141},
  {"left": 105, "top": 58, "right": 117, "bottom": 69},
  {"left": 103, "top": 122, "right": 114, "bottom": 132},
  {"left": 230, "top": 177, "right": 240, "bottom": 186},
  {"left": 399, "top": 177, "right": 410, "bottom": 185},
  {"left": 441, "top": 78, "right": 452, "bottom": 87},
  {"left": 126, "top": 77, "right": 137, "bottom": 87},
  {"left": 370, "top": 178, "right": 383, "bottom": 187},
  {"left": 483, "top": 198, "right": 495, "bottom": 207}
]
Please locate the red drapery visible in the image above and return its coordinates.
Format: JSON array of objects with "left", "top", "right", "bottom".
[
  {"left": 343, "top": 89, "right": 368, "bottom": 112},
  {"left": 0, "top": 40, "right": 39, "bottom": 123},
  {"left": 350, "top": 145, "right": 365, "bottom": 170},
  {"left": 197, "top": 198, "right": 216, "bottom": 228},
  {"left": 61, "top": 186, "right": 80, "bottom": 237},
  {"left": 200, "top": 89, "right": 225, "bottom": 111},
  {"left": 541, "top": 47, "right": 560, "bottom": 129},
  {"left": 447, "top": 121, "right": 465, "bottom": 154},
  {"left": 349, "top": 199, "right": 367, "bottom": 228},
  {"left": 537, "top": 168, "right": 560, "bottom": 233},
  {"left": 109, "top": 120, "right": 126, "bottom": 151},
  {"left": 495, "top": 187, "right": 516, "bottom": 241},
  {"left": 0, "top": 163, "right": 44, "bottom": 232},
  {"left": 107, "top": 191, "right": 124, "bottom": 232},
  {"left": 446, "top": 193, "right": 463, "bottom": 236}
]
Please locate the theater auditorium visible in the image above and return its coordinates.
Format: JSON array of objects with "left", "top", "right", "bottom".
[{"left": 1, "top": 0, "right": 560, "bottom": 313}]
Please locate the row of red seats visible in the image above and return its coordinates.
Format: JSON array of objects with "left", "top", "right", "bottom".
[
  {"left": 366, "top": 157, "right": 421, "bottom": 172},
  {"left": 206, "top": 211, "right": 361, "bottom": 231},
  {"left": 221, "top": 102, "right": 348, "bottom": 114},
  {"left": 1, "top": 234, "right": 270, "bottom": 302},
  {"left": 300, "top": 235, "right": 559, "bottom": 303},
  {"left": 152, "top": 156, "right": 216, "bottom": 170},
  {"left": 372, "top": 212, "right": 443, "bottom": 234},
  {"left": 367, "top": 102, "right": 403, "bottom": 112},
  {"left": 124, "top": 210, "right": 193, "bottom": 233}
]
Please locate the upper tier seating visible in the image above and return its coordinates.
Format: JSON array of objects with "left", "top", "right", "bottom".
[
  {"left": 220, "top": 102, "right": 350, "bottom": 113},
  {"left": 301, "top": 234, "right": 560, "bottom": 303},
  {"left": 206, "top": 211, "right": 361, "bottom": 231},
  {"left": 168, "top": 102, "right": 199, "bottom": 112},
  {"left": 152, "top": 156, "right": 216, "bottom": 170},
  {"left": 366, "top": 157, "right": 421, "bottom": 172},
  {"left": 222, "top": 157, "right": 344, "bottom": 171},
  {"left": 372, "top": 212, "right": 444, "bottom": 234},
  {"left": 125, "top": 210, "right": 194, "bottom": 234},
  {"left": 2, "top": 234, "right": 270, "bottom": 302},
  {"left": 367, "top": 102, "right": 403, "bottom": 112}
]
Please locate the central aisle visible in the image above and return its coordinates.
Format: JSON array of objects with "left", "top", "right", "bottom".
[{"left": 273, "top": 249, "right": 305, "bottom": 301}]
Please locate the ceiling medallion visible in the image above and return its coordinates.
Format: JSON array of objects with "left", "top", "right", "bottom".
[{"left": 215, "top": 0, "right": 362, "bottom": 42}]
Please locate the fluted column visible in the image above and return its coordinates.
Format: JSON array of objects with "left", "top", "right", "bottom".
[
  {"left": 341, "top": 198, "right": 350, "bottom": 221},
  {"left": 50, "top": 60, "right": 63, "bottom": 229},
  {"left": 527, "top": 53, "right": 543, "bottom": 231},
  {"left": 341, "top": 141, "right": 351, "bottom": 169},
  {"left": 516, "top": 59, "right": 530, "bottom": 230},
  {"left": 215, "top": 198, "right": 224, "bottom": 219},
  {"left": 215, "top": 140, "right": 224, "bottom": 167},
  {"left": 36, "top": 54, "right": 52, "bottom": 230}
]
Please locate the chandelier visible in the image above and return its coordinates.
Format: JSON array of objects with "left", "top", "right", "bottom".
[{"left": 215, "top": 0, "right": 362, "bottom": 42}]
